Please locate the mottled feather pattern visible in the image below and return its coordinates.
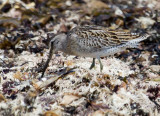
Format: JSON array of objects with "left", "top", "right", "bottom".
[
  {"left": 71, "top": 26, "right": 148, "bottom": 50},
  {"left": 41, "top": 25, "right": 150, "bottom": 77}
]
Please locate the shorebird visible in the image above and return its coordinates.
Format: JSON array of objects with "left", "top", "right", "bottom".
[{"left": 41, "top": 25, "right": 150, "bottom": 77}]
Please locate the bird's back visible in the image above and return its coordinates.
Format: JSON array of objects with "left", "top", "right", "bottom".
[{"left": 67, "top": 26, "right": 150, "bottom": 57}]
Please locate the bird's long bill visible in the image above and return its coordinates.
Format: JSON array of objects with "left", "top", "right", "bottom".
[{"left": 41, "top": 45, "right": 55, "bottom": 78}]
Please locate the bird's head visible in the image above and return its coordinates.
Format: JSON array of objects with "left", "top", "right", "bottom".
[
  {"left": 40, "top": 33, "right": 67, "bottom": 78},
  {"left": 49, "top": 33, "right": 67, "bottom": 53}
]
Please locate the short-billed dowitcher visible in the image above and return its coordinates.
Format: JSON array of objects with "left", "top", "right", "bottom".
[{"left": 41, "top": 25, "right": 150, "bottom": 77}]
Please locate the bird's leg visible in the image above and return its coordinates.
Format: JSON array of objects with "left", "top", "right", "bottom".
[
  {"left": 89, "top": 58, "right": 95, "bottom": 70},
  {"left": 41, "top": 44, "right": 54, "bottom": 78},
  {"left": 98, "top": 58, "right": 103, "bottom": 72}
]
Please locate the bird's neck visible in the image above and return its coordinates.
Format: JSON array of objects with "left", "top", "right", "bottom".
[{"left": 60, "top": 40, "right": 74, "bottom": 55}]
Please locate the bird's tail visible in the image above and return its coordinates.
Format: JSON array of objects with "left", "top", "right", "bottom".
[
  {"left": 126, "top": 33, "right": 150, "bottom": 48},
  {"left": 129, "top": 33, "right": 150, "bottom": 43}
]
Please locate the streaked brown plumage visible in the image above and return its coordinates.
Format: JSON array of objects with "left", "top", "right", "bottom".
[{"left": 41, "top": 25, "right": 150, "bottom": 77}]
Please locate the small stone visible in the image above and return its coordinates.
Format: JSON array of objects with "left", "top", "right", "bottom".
[{"left": 150, "top": 65, "right": 160, "bottom": 72}]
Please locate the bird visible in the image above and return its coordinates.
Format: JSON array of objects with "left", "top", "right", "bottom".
[{"left": 41, "top": 25, "right": 150, "bottom": 78}]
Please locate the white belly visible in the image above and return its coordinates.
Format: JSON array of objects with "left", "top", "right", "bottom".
[{"left": 75, "top": 46, "right": 127, "bottom": 58}]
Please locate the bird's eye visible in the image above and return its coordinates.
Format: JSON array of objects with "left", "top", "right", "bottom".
[
  {"left": 55, "top": 41, "right": 59, "bottom": 44},
  {"left": 50, "top": 40, "right": 59, "bottom": 46}
]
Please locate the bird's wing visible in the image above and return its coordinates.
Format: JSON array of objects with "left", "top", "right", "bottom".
[{"left": 70, "top": 26, "right": 147, "bottom": 49}]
